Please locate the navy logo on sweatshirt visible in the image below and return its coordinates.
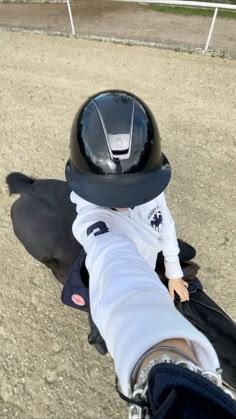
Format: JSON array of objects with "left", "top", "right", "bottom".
[
  {"left": 87, "top": 221, "right": 109, "bottom": 237},
  {"left": 148, "top": 206, "right": 163, "bottom": 232}
]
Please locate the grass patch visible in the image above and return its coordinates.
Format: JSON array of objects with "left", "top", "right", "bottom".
[{"left": 148, "top": 4, "right": 236, "bottom": 19}]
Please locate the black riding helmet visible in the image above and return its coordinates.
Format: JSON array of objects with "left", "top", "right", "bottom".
[{"left": 65, "top": 90, "right": 171, "bottom": 208}]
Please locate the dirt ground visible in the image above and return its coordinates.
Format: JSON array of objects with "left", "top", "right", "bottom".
[
  {"left": 0, "top": 0, "right": 236, "bottom": 56},
  {"left": 0, "top": 30, "right": 236, "bottom": 418}
]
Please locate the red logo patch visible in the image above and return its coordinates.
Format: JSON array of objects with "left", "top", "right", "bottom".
[{"left": 71, "top": 294, "right": 86, "bottom": 306}]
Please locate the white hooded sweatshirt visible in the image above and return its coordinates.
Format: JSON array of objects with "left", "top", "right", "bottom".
[
  {"left": 71, "top": 191, "right": 183, "bottom": 279},
  {"left": 70, "top": 192, "right": 219, "bottom": 396}
]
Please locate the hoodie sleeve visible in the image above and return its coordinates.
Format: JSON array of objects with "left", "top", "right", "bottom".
[
  {"left": 157, "top": 193, "right": 183, "bottom": 280},
  {"left": 70, "top": 191, "right": 114, "bottom": 247},
  {"left": 69, "top": 192, "right": 219, "bottom": 397}
]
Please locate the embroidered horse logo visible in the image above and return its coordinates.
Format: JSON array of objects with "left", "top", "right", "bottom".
[{"left": 150, "top": 209, "right": 163, "bottom": 232}]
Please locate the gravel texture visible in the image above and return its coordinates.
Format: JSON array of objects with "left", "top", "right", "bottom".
[
  {"left": 0, "top": 1, "right": 235, "bottom": 56},
  {"left": 0, "top": 30, "right": 235, "bottom": 418}
]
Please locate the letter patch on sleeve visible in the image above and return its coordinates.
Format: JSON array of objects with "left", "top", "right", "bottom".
[{"left": 87, "top": 221, "right": 109, "bottom": 237}]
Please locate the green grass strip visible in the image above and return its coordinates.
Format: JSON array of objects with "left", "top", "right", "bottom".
[{"left": 148, "top": 4, "right": 236, "bottom": 19}]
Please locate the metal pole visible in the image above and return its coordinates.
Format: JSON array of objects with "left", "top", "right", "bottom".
[
  {"left": 204, "top": 7, "right": 218, "bottom": 51},
  {"left": 66, "top": 0, "right": 75, "bottom": 35}
]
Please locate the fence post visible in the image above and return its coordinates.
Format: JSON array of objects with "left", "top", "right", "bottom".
[
  {"left": 204, "top": 7, "right": 218, "bottom": 51},
  {"left": 66, "top": 0, "right": 75, "bottom": 35}
]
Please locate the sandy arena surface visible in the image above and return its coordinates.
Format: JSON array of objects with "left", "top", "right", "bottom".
[
  {"left": 0, "top": 0, "right": 236, "bottom": 56},
  {"left": 0, "top": 30, "right": 235, "bottom": 418}
]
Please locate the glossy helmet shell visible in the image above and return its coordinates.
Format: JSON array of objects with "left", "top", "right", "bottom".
[{"left": 65, "top": 90, "right": 171, "bottom": 207}]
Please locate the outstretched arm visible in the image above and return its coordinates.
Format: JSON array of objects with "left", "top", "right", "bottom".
[{"left": 71, "top": 192, "right": 219, "bottom": 396}]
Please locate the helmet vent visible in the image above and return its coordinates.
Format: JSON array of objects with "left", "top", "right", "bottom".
[
  {"left": 107, "top": 133, "right": 130, "bottom": 158},
  {"left": 93, "top": 98, "right": 135, "bottom": 161}
]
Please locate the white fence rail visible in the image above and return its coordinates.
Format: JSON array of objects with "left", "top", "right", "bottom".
[
  {"left": 115, "top": 0, "right": 236, "bottom": 9},
  {"left": 66, "top": 0, "right": 75, "bottom": 35},
  {"left": 54, "top": 0, "right": 236, "bottom": 52},
  {"left": 112, "top": 0, "right": 236, "bottom": 51}
]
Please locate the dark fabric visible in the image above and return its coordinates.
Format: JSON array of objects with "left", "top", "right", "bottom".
[
  {"left": 87, "top": 311, "right": 108, "bottom": 355},
  {"left": 174, "top": 285, "right": 236, "bottom": 389},
  {"left": 61, "top": 248, "right": 89, "bottom": 313},
  {"left": 61, "top": 239, "right": 195, "bottom": 314},
  {"left": 147, "top": 363, "right": 236, "bottom": 419},
  {"left": 61, "top": 240, "right": 236, "bottom": 389},
  {"left": 61, "top": 248, "right": 108, "bottom": 355},
  {"left": 156, "top": 260, "right": 200, "bottom": 283},
  {"left": 156, "top": 239, "right": 196, "bottom": 266},
  {"left": 156, "top": 261, "right": 236, "bottom": 389}
]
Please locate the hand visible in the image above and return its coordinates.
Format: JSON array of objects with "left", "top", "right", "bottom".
[{"left": 168, "top": 278, "right": 189, "bottom": 302}]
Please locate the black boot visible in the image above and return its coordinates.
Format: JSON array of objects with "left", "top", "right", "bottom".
[{"left": 87, "top": 312, "right": 108, "bottom": 356}]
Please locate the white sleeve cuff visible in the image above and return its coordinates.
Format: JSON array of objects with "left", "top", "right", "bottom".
[{"left": 164, "top": 261, "right": 184, "bottom": 280}]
